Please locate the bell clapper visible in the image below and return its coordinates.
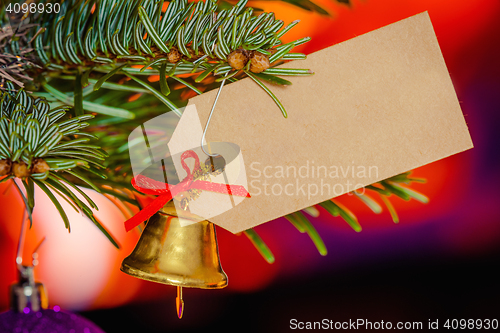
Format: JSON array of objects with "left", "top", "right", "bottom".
[{"left": 176, "top": 286, "right": 184, "bottom": 319}]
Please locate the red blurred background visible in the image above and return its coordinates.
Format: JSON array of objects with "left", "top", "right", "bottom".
[{"left": 1, "top": 0, "right": 499, "bottom": 331}]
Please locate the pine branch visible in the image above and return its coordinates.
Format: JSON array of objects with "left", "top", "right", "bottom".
[
  {"left": 31, "top": 0, "right": 313, "bottom": 117},
  {"left": 0, "top": 80, "right": 119, "bottom": 248},
  {"left": 250, "top": 172, "right": 428, "bottom": 260},
  {"left": 0, "top": 7, "right": 44, "bottom": 90}
]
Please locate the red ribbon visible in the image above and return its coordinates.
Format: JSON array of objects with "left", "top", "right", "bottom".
[{"left": 124, "top": 150, "right": 250, "bottom": 232}]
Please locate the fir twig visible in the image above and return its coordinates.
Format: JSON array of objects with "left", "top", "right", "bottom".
[
  {"left": 32, "top": 0, "right": 313, "bottom": 118},
  {"left": 0, "top": 81, "right": 119, "bottom": 248}
]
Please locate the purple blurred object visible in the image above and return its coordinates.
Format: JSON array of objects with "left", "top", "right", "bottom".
[
  {"left": 0, "top": 210, "right": 105, "bottom": 332},
  {"left": 0, "top": 308, "right": 105, "bottom": 333}
]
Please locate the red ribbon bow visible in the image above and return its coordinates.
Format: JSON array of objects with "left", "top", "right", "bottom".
[{"left": 124, "top": 150, "right": 250, "bottom": 232}]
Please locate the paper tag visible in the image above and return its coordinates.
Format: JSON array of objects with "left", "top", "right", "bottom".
[{"left": 187, "top": 12, "right": 473, "bottom": 233}]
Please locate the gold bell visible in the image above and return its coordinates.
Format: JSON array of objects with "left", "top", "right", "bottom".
[{"left": 121, "top": 201, "right": 228, "bottom": 318}]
